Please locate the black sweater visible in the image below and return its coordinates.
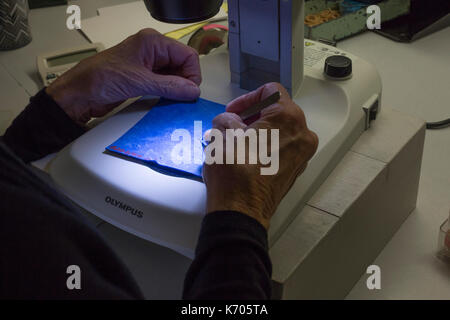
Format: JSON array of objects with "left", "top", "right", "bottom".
[{"left": 0, "top": 89, "right": 272, "bottom": 299}]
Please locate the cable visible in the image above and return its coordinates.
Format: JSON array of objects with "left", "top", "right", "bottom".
[{"left": 426, "top": 118, "right": 450, "bottom": 130}]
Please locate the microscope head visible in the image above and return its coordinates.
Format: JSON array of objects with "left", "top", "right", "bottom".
[
  {"left": 143, "top": 0, "right": 223, "bottom": 24},
  {"left": 144, "top": 0, "right": 305, "bottom": 95}
]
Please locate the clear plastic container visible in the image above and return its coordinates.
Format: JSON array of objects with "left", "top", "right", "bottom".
[{"left": 437, "top": 218, "right": 450, "bottom": 262}]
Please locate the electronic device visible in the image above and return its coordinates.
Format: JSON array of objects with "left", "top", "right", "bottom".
[
  {"left": 37, "top": 43, "right": 105, "bottom": 86},
  {"left": 48, "top": 1, "right": 382, "bottom": 258},
  {"left": 375, "top": 0, "right": 450, "bottom": 42}
]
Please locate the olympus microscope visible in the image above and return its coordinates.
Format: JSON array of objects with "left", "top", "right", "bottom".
[{"left": 49, "top": 0, "right": 382, "bottom": 258}]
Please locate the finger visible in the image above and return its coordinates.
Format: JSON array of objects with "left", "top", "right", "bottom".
[
  {"left": 296, "top": 162, "right": 308, "bottom": 178},
  {"left": 212, "top": 112, "right": 247, "bottom": 132},
  {"left": 132, "top": 29, "right": 202, "bottom": 85},
  {"left": 203, "top": 129, "right": 213, "bottom": 142},
  {"left": 204, "top": 113, "right": 246, "bottom": 146},
  {"left": 153, "top": 35, "right": 202, "bottom": 86},
  {"left": 147, "top": 73, "right": 201, "bottom": 101},
  {"left": 226, "top": 82, "right": 290, "bottom": 114},
  {"left": 248, "top": 83, "right": 309, "bottom": 131}
]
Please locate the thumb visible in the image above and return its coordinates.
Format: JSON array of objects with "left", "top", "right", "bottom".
[
  {"left": 148, "top": 73, "right": 201, "bottom": 101},
  {"left": 204, "top": 112, "right": 246, "bottom": 142},
  {"left": 213, "top": 112, "right": 246, "bottom": 132}
]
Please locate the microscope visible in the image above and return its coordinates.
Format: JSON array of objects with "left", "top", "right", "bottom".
[
  {"left": 145, "top": 0, "right": 304, "bottom": 95},
  {"left": 49, "top": 0, "right": 382, "bottom": 257}
]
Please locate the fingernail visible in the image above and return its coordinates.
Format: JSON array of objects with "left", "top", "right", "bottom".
[
  {"left": 191, "top": 83, "right": 201, "bottom": 94},
  {"left": 172, "top": 82, "right": 200, "bottom": 100},
  {"left": 203, "top": 129, "right": 212, "bottom": 141}
]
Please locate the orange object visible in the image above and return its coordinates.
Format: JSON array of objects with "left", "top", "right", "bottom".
[{"left": 305, "top": 8, "right": 340, "bottom": 27}]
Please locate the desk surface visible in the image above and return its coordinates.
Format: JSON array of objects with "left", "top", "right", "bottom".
[
  {"left": 340, "top": 28, "right": 450, "bottom": 299},
  {"left": 0, "top": 0, "right": 449, "bottom": 299}
]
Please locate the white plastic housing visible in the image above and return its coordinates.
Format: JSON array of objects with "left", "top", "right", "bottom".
[{"left": 49, "top": 41, "right": 381, "bottom": 257}]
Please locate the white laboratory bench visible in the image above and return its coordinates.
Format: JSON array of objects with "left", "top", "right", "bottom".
[
  {"left": 0, "top": 0, "right": 448, "bottom": 299},
  {"left": 339, "top": 29, "right": 450, "bottom": 299}
]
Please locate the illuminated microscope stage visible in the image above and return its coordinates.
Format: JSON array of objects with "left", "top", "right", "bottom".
[{"left": 49, "top": 41, "right": 381, "bottom": 257}]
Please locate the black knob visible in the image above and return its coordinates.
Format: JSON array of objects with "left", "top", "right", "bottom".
[{"left": 324, "top": 55, "right": 352, "bottom": 79}]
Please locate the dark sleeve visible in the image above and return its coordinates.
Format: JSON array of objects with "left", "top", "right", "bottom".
[
  {"left": 3, "top": 88, "right": 86, "bottom": 163},
  {"left": 0, "top": 142, "right": 143, "bottom": 299},
  {"left": 183, "top": 211, "right": 272, "bottom": 300}
]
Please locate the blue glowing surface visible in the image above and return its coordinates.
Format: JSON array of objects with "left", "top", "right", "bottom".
[{"left": 106, "top": 98, "right": 225, "bottom": 181}]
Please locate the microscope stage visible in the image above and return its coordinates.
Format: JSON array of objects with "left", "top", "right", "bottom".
[{"left": 49, "top": 41, "right": 381, "bottom": 257}]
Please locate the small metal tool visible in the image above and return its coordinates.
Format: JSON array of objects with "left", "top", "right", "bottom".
[
  {"left": 238, "top": 91, "right": 281, "bottom": 121},
  {"left": 202, "top": 91, "right": 282, "bottom": 146}
]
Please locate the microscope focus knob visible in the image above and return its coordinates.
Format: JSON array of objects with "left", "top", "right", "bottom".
[{"left": 324, "top": 55, "right": 352, "bottom": 80}]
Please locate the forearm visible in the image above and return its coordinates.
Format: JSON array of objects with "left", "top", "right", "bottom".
[
  {"left": 183, "top": 211, "right": 272, "bottom": 300},
  {"left": 3, "top": 88, "right": 86, "bottom": 163}
]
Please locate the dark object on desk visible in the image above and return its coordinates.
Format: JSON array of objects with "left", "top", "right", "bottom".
[
  {"left": 426, "top": 118, "right": 450, "bottom": 130},
  {"left": 28, "top": 0, "right": 67, "bottom": 9},
  {"left": 374, "top": 0, "right": 450, "bottom": 42},
  {"left": 0, "top": 0, "right": 32, "bottom": 50}
]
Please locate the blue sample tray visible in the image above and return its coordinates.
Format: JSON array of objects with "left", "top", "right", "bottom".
[{"left": 106, "top": 98, "right": 225, "bottom": 181}]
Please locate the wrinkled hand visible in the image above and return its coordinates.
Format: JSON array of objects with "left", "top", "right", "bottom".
[
  {"left": 203, "top": 83, "right": 319, "bottom": 229},
  {"left": 46, "top": 28, "right": 201, "bottom": 124}
]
